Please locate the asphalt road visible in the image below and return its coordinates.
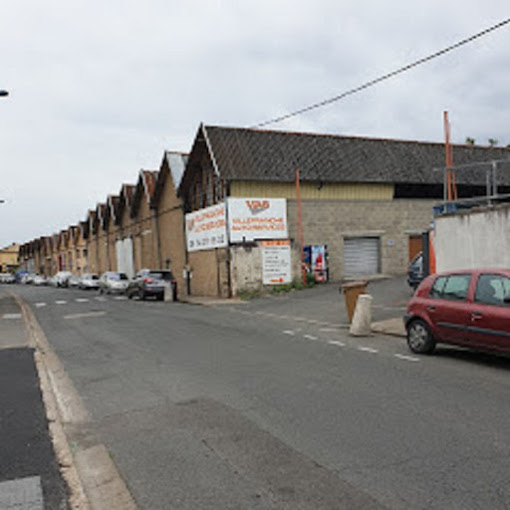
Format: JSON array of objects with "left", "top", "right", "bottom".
[{"left": 9, "top": 283, "right": 510, "bottom": 510}]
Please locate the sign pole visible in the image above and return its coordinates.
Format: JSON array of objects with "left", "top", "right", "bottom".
[{"left": 295, "top": 169, "right": 306, "bottom": 286}]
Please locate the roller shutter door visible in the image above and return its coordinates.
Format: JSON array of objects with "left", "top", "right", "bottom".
[
  {"left": 344, "top": 237, "right": 380, "bottom": 276},
  {"left": 115, "top": 238, "right": 135, "bottom": 278}
]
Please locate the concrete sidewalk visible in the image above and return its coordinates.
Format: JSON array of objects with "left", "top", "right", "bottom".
[
  {"left": 0, "top": 290, "right": 69, "bottom": 509},
  {"left": 371, "top": 317, "right": 406, "bottom": 337},
  {"left": 182, "top": 276, "right": 411, "bottom": 336}
]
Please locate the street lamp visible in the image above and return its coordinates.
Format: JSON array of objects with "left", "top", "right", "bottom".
[{"left": 1, "top": 90, "right": 8, "bottom": 203}]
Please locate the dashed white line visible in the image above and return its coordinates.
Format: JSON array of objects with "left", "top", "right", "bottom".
[
  {"left": 328, "top": 340, "right": 346, "bottom": 347},
  {"left": 114, "top": 296, "right": 127, "bottom": 300},
  {"left": 357, "top": 346, "right": 379, "bottom": 354},
  {"left": 320, "top": 327, "right": 338, "bottom": 333},
  {"left": 55, "top": 300, "right": 67, "bottom": 305},
  {"left": 283, "top": 330, "right": 296, "bottom": 336},
  {"left": 34, "top": 302, "right": 47, "bottom": 308},
  {"left": 395, "top": 353, "right": 420, "bottom": 362},
  {"left": 2, "top": 313, "right": 22, "bottom": 319},
  {"left": 95, "top": 296, "right": 106, "bottom": 302},
  {"left": 304, "top": 334, "right": 319, "bottom": 341},
  {"left": 64, "top": 311, "right": 107, "bottom": 320},
  {"left": 75, "top": 298, "right": 89, "bottom": 303}
]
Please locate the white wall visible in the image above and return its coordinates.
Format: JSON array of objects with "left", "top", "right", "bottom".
[{"left": 435, "top": 205, "right": 510, "bottom": 272}]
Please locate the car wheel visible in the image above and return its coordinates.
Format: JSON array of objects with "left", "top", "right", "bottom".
[{"left": 406, "top": 319, "right": 436, "bottom": 354}]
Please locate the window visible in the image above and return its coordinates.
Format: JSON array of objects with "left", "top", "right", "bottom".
[
  {"left": 430, "top": 274, "right": 471, "bottom": 301},
  {"left": 429, "top": 276, "right": 447, "bottom": 298},
  {"left": 475, "top": 274, "right": 510, "bottom": 307},
  {"left": 442, "top": 274, "right": 471, "bottom": 301}
]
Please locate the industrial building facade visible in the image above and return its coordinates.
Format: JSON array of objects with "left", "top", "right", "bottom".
[{"left": 18, "top": 125, "right": 510, "bottom": 297}]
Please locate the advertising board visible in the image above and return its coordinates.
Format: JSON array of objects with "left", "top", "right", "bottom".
[
  {"left": 228, "top": 198, "right": 287, "bottom": 243},
  {"left": 261, "top": 240, "right": 292, "bottom": 285},
  {"left": 185, "top": 203, "right": 227, "bottom": 252}
]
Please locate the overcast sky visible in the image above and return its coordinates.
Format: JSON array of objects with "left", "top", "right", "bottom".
[{"left": 0, "top": 1, "right": 508, "bottom": 247}]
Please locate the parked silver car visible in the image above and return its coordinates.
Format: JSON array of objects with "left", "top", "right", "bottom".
[
  {"left": 54, "top": 271, "right": 73, "bottom": 287},
  {"left": 0, "top": 273, "right": 15, "bottom": 284},
  {"left": 32, "top": 275, "right": 47, "bottom": 286},
  {"left": 98, "top": 272, "right": 129, "bottom": 294},
  {"left": 67, "top": 275, "right": 81, "bottom": 288},
  {"left": 79, "top": 273, "right": 100, "bottom": 290}
]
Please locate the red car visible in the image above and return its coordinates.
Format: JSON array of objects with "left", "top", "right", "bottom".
[{"left": 404, "top": 269, "right": 510, "bottom": 355}]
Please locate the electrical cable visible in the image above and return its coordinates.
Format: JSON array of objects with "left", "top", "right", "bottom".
[{"left": 251, "top": 18, "right": 510, "bottom": 129}]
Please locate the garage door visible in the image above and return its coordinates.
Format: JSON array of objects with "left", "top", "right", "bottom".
[
  {"left": 115, "top": 238, "right": 135, "bottom": 278},
  {"left": 344, "top": 237, "right": 380, "bottom": 276}
]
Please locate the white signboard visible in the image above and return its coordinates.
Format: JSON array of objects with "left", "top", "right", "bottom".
[
  {"left": 261, "top": 240, "right": 292, "bottom": 285},
  {"left": 185, "top": 203, "right": 227, "bottom": 252},
  {"left": 228, "top": 198, "right": 287, "bottom": 243}
]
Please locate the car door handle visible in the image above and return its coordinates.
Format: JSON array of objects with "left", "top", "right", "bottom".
[
  {"left": 427, "top": 305, "right": 436, "bottom": 311},
  {"left": 471, "top": 311, "right": 483, "bottom": 320}
]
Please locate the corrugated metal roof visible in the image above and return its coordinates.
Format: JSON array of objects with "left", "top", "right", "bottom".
[{"left": 166, "top": 152, "right": 188, "bottom": 190}]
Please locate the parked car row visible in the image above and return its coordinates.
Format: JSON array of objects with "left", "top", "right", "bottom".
[
  {"left": 2, "top": 269, "right": 178, "bottom": 301},
  {"left": 0, "top": 273, "right": 16, "bottom": 283}
]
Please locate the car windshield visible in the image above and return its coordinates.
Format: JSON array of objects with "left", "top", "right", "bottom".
[
  {"left": 148, "top": 271, "right": 173, "bottom": 281},
  {"left": 109, "top": 273, "right": 128, "bottom": 281}
]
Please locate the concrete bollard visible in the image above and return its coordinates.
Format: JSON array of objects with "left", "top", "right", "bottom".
[
  {"left": 164, "top": 284, "right": 172, "bottom": 302},
  {"left": 349, "top": 294, "right": 373, "bottom": 336}
]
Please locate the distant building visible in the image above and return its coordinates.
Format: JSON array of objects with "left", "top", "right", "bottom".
[{"left": 0, "top": 243, "right": 19, "bottom": 273}]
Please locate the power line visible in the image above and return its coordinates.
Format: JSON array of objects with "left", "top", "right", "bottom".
[{"left": 251, "top": 18, "right": 510, "bottom": 129}]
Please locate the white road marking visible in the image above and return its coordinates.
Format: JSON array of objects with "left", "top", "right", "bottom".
[
  {"left": 328, "top": 340, "right": 346, "bottom": 347},
  {"left": 2, "top": 313, "right": 22, "bottom": 319},
  {"left": 306, "top": 319, "right": 319, "bottom": 324},
  {"left": 95, "top": 296, "right": 106, "bottom": 302},
  {"left": 114, "top": 296, "right": 127, "bottom": 300},
  {"left": 64, "top": 311, "right": 106, "bottom": 320},
  {"left": 320, "top": 327, "right": 338, "bottom": 333},
  {"left": 283, "top": 330, "right": 295, "bottom": 336},
  {"left": 55, "top": 300, "right": 67, "bottom": 305},
  {"left": 34, "top": 302, "right": 47, "bottom": 308},
  {"left": 357, "top": 346, "right": 379, "bottom": 354},
  {"left": 75, "top": 298, "right": 89, "bottom": 303},
  {"left": 395, "top": 354, "right": 420, "bottom": 362},
  {"left": 304, "top": 334, "right": 319, "bottom": 341}
]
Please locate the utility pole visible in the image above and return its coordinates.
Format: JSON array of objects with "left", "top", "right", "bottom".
[{"left": 1, "top": 90, "right": 8, "bottom": 203}]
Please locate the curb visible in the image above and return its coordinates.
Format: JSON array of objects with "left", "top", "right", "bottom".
[{"left": 11, "top": 292, "right": 138, "bottom": 510}]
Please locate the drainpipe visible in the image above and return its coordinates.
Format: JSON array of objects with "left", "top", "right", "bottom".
[{"left": 154, "top": 211, "right": 163, "bottom": 269}]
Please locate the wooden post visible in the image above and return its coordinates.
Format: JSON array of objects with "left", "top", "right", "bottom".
[{"left": 295, "top": 170, "right": 306, "bottom": 286}]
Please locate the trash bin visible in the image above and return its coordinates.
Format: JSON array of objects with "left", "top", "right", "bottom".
[{"left": 340, "top": 281, "right": 368, "bottom": 323}]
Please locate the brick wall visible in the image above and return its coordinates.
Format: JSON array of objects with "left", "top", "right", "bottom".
[
  {"left": 154, "top": 168, "right": 187, "bottom": 296},
  {"left": 188, "top": 248, "right": 229, "bottom": 297}
]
